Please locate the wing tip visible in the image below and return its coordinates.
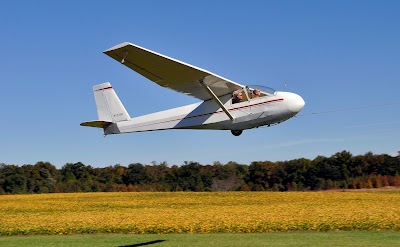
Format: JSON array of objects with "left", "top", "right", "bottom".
[{"left": 103, "top": 42, "right": 132, "bottom": 53}]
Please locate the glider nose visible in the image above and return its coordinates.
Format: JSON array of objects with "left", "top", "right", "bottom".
[
  {"left": 286, "top": 92, "right": 305, "bottom": 114},
  {"left": 294, "top": 94, "right": 305, "bottom": 113}
]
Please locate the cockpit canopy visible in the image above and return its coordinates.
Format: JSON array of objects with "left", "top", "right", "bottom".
[
  {"left": 246, "top": 85, "right": 276, "bottom": 97},
  {"left": 232, "top": 85, "right": 276, "bottom": 103}
]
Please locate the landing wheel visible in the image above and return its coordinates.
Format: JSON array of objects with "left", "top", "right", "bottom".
[{"left": 231, "top": 130, "right": 243, "bottom": 136}]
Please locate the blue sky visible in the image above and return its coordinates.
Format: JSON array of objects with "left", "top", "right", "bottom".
[{"left": 1, "top": 1, "right": 399, "bottom": 168}]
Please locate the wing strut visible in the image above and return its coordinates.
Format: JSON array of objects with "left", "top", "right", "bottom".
[{"left": 200, "top": 80, "right": 234, "bottom": 121}]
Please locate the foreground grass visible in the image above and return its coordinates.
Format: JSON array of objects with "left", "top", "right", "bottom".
[
  {"left": 1, "top": 232, "right": 400, "bottom": 247},
  {"left": 1, "top": 191, "right": 400, "bottom": 235}
]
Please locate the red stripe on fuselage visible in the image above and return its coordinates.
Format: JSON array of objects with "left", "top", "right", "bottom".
[{"left": 130, "top": 98, "right": 285, "bottom": 129}]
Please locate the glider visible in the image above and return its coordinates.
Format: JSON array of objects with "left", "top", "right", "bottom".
[{"left": 81, "top": 42, "right": 305, "bottom": 136}]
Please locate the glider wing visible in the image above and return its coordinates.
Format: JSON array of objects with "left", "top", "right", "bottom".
[{"left": 104, "top": 42, "right": 243, "bottom": 101}]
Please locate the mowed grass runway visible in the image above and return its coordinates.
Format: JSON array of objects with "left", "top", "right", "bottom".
[
  {"left": 1, "top": 232, "right": 400, "bottom": 247},
  {"left": 1, "top": 191, "right": 400, "bottom": 235}
]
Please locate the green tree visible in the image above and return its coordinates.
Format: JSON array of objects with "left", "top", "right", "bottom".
[
  {"left": 60, "top": 162, "right": 93, "bottom": 192},
  {"left": 247, "top": 161, "right": 277, "bottom": 190},
  {"left": 0, "top": 164, "right": 27, "bottom": 193},
  {"left": 177, "top": 162, "right": 205, "bottom": 191},
  {"left": 123, "top": 163, "right": 147, "bottom": 185}
]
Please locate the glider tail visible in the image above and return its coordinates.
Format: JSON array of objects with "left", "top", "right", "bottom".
[{"left": 80, "top": 82, "right": 130, "bottom": 128}]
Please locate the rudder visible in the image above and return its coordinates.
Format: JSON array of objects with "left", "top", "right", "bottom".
[{"left": 93, "top": 82, "right": 131, "bottom": 122}]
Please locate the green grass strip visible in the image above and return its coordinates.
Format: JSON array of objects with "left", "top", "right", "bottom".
[{"left": 1, "top": 231, "right": 400, "bottom": 247}]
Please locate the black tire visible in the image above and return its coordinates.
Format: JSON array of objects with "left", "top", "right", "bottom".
[{"left": 231, "top": 130, "right": 243, "bottom": 136}]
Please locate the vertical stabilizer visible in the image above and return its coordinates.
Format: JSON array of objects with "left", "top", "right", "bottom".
[{"left": 93, "top": 82, "right": 131, "bottom": 122}]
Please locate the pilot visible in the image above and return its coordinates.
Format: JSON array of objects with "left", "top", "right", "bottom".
[
  {"left": 232, "top": 90, "right": 243, "bottom": 104},
  {"left": 252, "top": 88, "right": 261, "bottom": 98}
]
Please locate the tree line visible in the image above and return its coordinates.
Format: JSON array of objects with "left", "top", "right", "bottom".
[{"left": 1, "top": 150, "right": 399, "bottom": 194}]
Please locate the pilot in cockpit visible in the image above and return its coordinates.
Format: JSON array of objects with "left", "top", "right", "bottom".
[
  {"left": 232, "top": 90, "right": 243, "bottom": 104},
  {"left": 252, "top": 88, "right": 261, "bottom": 98}
]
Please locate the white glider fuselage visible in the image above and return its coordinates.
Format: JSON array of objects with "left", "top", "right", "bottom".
[
  {"left": 81, "top": 42, "right": 305, "bottom": 136},
  {"left": 105, "top": 91, "right": 304, "bottom": 135}
]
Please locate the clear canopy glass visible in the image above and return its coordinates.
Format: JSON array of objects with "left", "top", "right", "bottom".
[{"left": 246, "top": 85, "right": 276, "bottom": 98}]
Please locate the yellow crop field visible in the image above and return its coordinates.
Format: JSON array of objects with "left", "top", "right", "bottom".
[{"left": 0, "top": 192, "right": 399, "bottom": 235}]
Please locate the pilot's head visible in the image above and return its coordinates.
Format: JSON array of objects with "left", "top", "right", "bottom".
[
  {"left": 233, "top": 90, "right": 243, "bottom": 99},
  {"left": 253, "top": 89, "right": 260, "bottom": 96}
]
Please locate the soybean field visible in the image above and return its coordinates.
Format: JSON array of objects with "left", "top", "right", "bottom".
[{"left": 1, "top": 191, "right": 400, "bottom": 235}]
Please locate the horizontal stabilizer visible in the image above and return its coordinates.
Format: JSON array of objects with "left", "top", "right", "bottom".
[{"left": 80, "top": 120, "right": 112, "bottom": 128}]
